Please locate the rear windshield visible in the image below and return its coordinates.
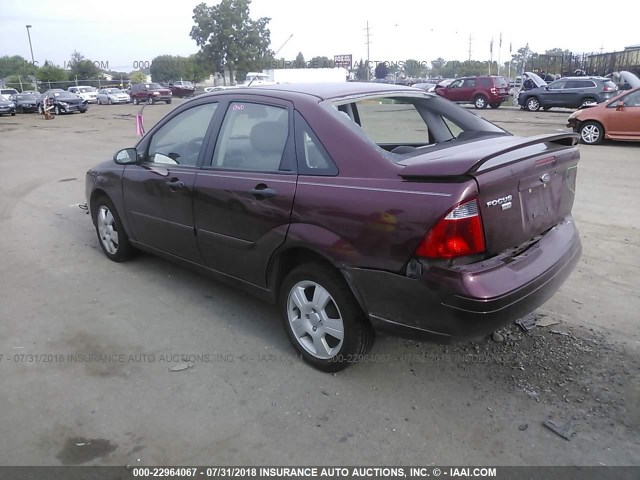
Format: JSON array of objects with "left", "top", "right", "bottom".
[
  {"left": 494, "top": 76, "right": 509, "bottom": 87},
  {"left": 327, "top": 94, "right": 508, "bottom": 161}
]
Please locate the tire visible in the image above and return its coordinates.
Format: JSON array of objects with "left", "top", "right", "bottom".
[
  {"left": 108, "top": 98, "right": 112, "bottom": 105},
  {"left": 54, "top": 105, "right": 61, "bottom": 116},
  {"left": 279, "top": 263, "right": 375, "bottom": 372},
  {"left": 579, "top": 121, "right": 604, "bottom": 145},
  {"left": 38, "top": 104, "right": 43, "bottom": 114},
  {"left": 133, "top": 97, "right": 139, "bottom": 105},
  {"left": 474, "top": 95, "right": 488, "bottom": 109},
  {"left": 147, "top": 96, "right": 154, "bottom": 105},
  {"left": 11, "top": 112, "right": 15, "bottom": 116},
  {"left": 97, "top": 98, "right": 101, "bottom": 105},
  {"left": 166, "top": 99, "right": 172, "bottom": 104},
  {"left": 92, "top": 196, "right": 135, "bottom": 262},
  {"left": 490, "top": 102, "right": 501, "bottom": 109},
  {"left": 525, "top": 96, "right": 541, "bottom": 111},
  {"left": 580, "top": 98, "right": 596, "bottom": 109}
]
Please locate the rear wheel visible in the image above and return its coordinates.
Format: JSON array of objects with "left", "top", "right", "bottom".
[
  {"left": 579, "top": 121, "right": 604, "bottom": 145},
  {"left": 133, "top": 96, "right": 139, "bottom": 105},
  {"left": 54, "top": 105, "right": 61, "bottom": 115},
  {"left": 279, "top": 263, "right": 375, "bottom": 372},
  {"left": 92, "top": 196, "right": 135, "bottom": 262},
  {"left": 474, "top": 96, "right": 488, "bottom": 109},
  {"left": 526, "top": 97, "right": 541, "bottom": 111}
]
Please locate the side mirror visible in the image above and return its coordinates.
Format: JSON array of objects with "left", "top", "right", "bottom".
[{"left": 114, "top": 148, "right": 138, "bottom": 165}]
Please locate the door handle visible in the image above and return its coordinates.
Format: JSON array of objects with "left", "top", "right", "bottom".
[
  {"left": 249, "top": 184, "right": 278, "bottom": 199},
  {"left": 166, "top": 178, "right": 185, "bottom": 190}
]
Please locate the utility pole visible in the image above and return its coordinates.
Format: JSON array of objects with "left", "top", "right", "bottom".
[
  {"left": 468, "top": 34, "right": 472, "bottom": 66},
  {"left": 25, "top": 25, "right": 35, "bottom": 65},
  {"left": 364, "top": 21, "right": 372, "bottom": 81}
]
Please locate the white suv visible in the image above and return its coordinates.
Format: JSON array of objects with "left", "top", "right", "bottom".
[
  {"left": 68, "top": 86, "right": 98, "bottom": 103},
  {"left": 1, "top": 88, "right": 19, "bottom": 101}
]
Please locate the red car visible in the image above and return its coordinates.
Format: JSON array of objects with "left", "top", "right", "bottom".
[
  {"left": 86, "top": 83, "right": 581, "bottom": 371},
  {"left": 567, "top": 86, "right": 640, "bottom": 144},
  {"left": 436, "top": 75, "right": 511, "bottom": 109},
  {"left": 129, "top": 82, "right": 172, "bottom": 105}
]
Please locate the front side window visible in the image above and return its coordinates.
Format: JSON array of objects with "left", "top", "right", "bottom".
[
  {"left": 462, "top": 79, "right": 476, "bottom": 88},
  {"left": 211, "top": 102, "right": 290, "bottom": 172},
  {"left": 147, "top": 103, "right": 218, "bottom": 166},
  {"left": 448, "top": 80, "right": 463, "bottom": 89}
]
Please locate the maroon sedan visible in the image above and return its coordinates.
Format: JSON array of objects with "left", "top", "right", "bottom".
[{"left": 86, "top": 83, "right": 582, "bottom": 371}]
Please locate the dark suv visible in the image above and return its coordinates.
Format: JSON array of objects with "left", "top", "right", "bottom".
[
  {"left": 518, "top": 77, "right": 618, "bottom": 111},
  {"left": 130, "top": 83, "right": 172, "bottom": 105},
  {"left": 435, "top": 75, "right": 510, "bottom": 109}
]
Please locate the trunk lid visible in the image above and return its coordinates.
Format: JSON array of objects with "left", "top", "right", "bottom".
[{"left": 399, "top": 133, "right": 580, "bottom": 254}]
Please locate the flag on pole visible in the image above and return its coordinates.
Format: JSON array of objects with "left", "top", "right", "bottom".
[
  {"left": 499, "top": 33, "right": 503, "bottom": 48},
  {"left": 510, "top": 42, "right": 512, "bottom": 54},
  {"left": 490, "top": 38, "right": 493, "bottom": 54}
]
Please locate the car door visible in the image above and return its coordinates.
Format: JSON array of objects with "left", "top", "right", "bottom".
[
  {"left": 444, "top": 79, "right": 464, "bottom": 101},
  {"left": 459, "top": 78, "right": 477, "bottom": 102},
  {"left": 564, "top": 80, "right": 590, "bottom": 108},
  {"left": 605, "top": 89, "right": 640, "bottom": 138},
  {"left": 541, "top": 80, "right": 567, "bottom": 107},
  {"left": 192, "top": 98, "right": 297, "bottom": 286},
  {"left": 122, "top": 101, "right": 220, "bottom": 262}
]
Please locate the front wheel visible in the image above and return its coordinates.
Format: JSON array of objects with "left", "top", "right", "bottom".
[
  {"left": 279, "top": 264, "right": 375, "bottom": 372},
  {"left": 579, "top": 121, "right": 604, "bottom": 145},
  {"left": 54, "top": 105, "right": 61, "bottom": 115},
  {"left": 166, "top": 99, "right": 172, "bottom": 104},
  {"left": 526, "top": 97, "right": 541, "bottom": 111},
  {"left": 133, "top": 97, "right": 139, "bottom": 105},
  {"left": 92, "top": 196, "right": 135, "bottom": 262},
  {"left": 108, "top": 98, "right": 112, "bottom": 105},
  {"left": 474, "top": 96, "right": 488, "bottom": 109}
]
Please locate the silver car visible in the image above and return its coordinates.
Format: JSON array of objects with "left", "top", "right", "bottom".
[{"left": 96, "top": 88, "right": 131, "bottom": 105}]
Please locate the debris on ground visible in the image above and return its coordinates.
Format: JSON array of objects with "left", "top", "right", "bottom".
[
  {"left": 543, "top": 419, "right": 575, "bottom": 441},
  {"left": 169, "top": 363, "right": 194, "bottom": 372},
  {"left": 515, "top": 316, "right": 538, "bottom": 332},
  {"left": 491, "top": 332, "right": 505, "bottom": 343},
  {"left": 519, "top": 424, "right": 528, "bottom": 431},
  {"left": 536, "top": 318, "right": 560, "bottom": 328}
]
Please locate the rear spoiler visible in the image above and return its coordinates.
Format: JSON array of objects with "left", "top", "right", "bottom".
[{"left": 399, "top": 133, "right": 579, "bottom": 179}]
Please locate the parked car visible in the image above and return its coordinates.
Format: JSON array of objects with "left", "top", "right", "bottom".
[
  {"left": 20, "top": 90, "right": 40, "bottom": 96},
  {"left": 168, "top": 80, "right": 196, "bottom": 98},
  {"left": 9, "top": 93, "right": 39, "bottom": 113},
  {"left": 567, "top": 86, "right": 640, "bottom": 144},
  {"left": 411, "top": 82, "right": 437, "bottom": 93},
  {"left": 68, "top": 86, "right": 98, "bottom": 104},
  {"left": 85, "top": 83, "right": 582, "bottom": 371},
  {"left": 97, "top": 88, "right": 130, "bottom": 104},
  {"left": 129, "top": 83, "right": 172, "bottom": 105},
  {"left": 1, "top": 88, "right": 19, "bottom": 101},
  {"left": 0, "top": 98, "right": 16, "bottom": 116},
  {"left": 435, "top": 75, "right": 510, "bottom": 109},
  {"left": 37, "top": 90, "right": 88, "bottom": 115},
  {"left": 518, "top": 76, "right": 619, "bottom": 111}
]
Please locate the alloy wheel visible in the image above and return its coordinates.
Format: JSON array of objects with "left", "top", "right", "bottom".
[{"left": 287, "top": 281, "right": 345, "bottom": 360}]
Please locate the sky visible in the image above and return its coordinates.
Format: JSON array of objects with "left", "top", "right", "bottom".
[{"left": 1, "top": 0, "right": 638, "bottom": 73}]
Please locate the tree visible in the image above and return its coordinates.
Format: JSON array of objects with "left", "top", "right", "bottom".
[
  {"left": 309, "top": 56, "right": 331, "bottom": 68},
  {"left": 293, "top": 52, "right": 306, "bottom": 68},
  {"left": 403, "top": 58, "right": 424, "bottom": 78},
  {"left": 0, "top": 55, "right": 37, "bottom": 78},
  {"left": 130, "top": 71, "right": 147, "bottom": 84},
  {"left": 431, "top": 57, "right": 446, "bottom": 70},
  {"left": 151, "top": 55, "right": 188, "bottom": 83},
  {"left": 190, "top": 0, "right": 272, "bottom": 85},
  {"left": 353, "top": 59, "right": 369, "bottom": 81},
  {"left": 374, "top": 62, "right": 389, "bottom": 79},
  {"left": 67, "top": 50, "right": 101, "bottom": 80},
  {"left": 37, "top": 61, "right": 66, "bottom": 82}
]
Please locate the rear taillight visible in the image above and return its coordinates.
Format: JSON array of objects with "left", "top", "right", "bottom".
[
  {"left": 415, "top": 199, "right": 486, "bottom": 259},
  {"left": 490, "top": 87, "right": 498, "bottom": 95},
  {"left": 602, "top": 85, "right": 616, "bottom": 92}
]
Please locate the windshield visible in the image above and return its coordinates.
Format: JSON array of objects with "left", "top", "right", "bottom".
[
  {"left": 106, "top": 88, "right": 122, "bottom": 94},
  {"left": 54, "top": 93, "right": 78, "bottom": 100},
  {"left": 16, "top": 94, "right": 37, "bottom": 100},
  {"left": 77, "top": 87, "right": 96, "bottom": 93},
  {"left": 146, "top": 83, "right": 162, "bottom": 89}
]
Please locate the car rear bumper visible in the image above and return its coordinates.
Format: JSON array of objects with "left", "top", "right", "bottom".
[{"left": 345, "top": 216, "right": 581, "bottom": 339}]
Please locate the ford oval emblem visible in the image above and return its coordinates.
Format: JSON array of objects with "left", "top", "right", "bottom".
[{"left": 541, "top": 173, "right": 551, "bottom": 183}]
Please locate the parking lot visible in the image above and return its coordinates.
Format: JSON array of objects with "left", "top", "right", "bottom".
[{"left": 0, "top": 100, "right": 638, "bottom": 466}]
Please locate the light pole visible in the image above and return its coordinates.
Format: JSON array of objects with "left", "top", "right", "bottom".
[{"left": 25, "top": 25, "right": 35, "bottom": 65}]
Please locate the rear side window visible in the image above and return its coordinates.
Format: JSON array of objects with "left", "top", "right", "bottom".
[
  {"left": 294, "top": 111, "right": 338, "bottom": 176},
  {"left": 478, "top": 78, "right": 491, "bottom": 87},
  {"left": 566, "top": 80, "right": 595, "bottom": 88},
  {"left": 211, "top": 102, "right": 290, "bottom": 172}
]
